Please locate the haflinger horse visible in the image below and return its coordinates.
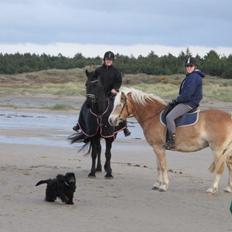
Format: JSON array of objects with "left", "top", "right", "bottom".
[{"left": 109, "top": 87, "right": 232, "bottom": 193}]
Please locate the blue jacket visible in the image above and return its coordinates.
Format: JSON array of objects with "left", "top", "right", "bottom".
[{"left": 176, "top": 70, "right": 205, "bottom": 108}]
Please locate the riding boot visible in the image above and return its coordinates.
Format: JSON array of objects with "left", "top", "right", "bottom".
[
  {"left": 164, "top": 132, "right": 176, "bottom": 150},
  {"left": 123, "top": 128, "right": 131, "bottom": 137},
  {"left": 72, "top": 124, "right": 80, "bottom": 132}
]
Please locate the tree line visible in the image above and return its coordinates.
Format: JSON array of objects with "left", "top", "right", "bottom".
[{"left": 0, "top": 50, "right": 232, "bottom": 78}]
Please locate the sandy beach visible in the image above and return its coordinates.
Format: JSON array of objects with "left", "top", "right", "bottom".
[{"left": 0, "top": 97, "right": 232, "bottom": 232}]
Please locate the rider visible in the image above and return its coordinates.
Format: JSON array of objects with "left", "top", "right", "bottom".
[
  {"left": 164, "top": 57, "right": 205, "bottom": 149},
  {"left": 73, "top": 51, "right": 131, "bottom": 137}
]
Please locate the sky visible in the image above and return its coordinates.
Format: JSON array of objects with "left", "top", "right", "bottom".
[{"left": 0, "top": 0, "right": 232, "bottom": 57}]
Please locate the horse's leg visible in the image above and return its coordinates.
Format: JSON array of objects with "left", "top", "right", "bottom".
[
  {"left": 152, "top": 157, "right": 163, "bottom": 190},
  {"left": 224, "top": 155, "right": 232, "bottom": 193},
  {"left": 207, "top": 149, "right": 225, "bottom": 193},
  {"left": 88, "top": 139, "right": 97, "bottom": 177},
  {"left": 206, "top": 172, "right": 223, "bottom": 194},
  {"left": 96, "top": 140, "right": 102, "bottom": 172},
  {"left": 152, "top": 146, "right": 169, "bottom": 191},
  {"left": 104, "top": 137, "right": 114, "bottom": 178}
]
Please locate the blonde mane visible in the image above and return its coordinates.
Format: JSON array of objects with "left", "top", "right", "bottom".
[{"left": 120, "top": 87, "right": 166, "bottom": 106}]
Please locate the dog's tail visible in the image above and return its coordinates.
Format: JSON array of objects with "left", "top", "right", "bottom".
[{"left": 35, "top": 179, "right": 49, "bottom": 186}]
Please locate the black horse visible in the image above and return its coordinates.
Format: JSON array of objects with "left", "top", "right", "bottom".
[{"left": 69, "top": 70, "right": 123, "bottom": 178}]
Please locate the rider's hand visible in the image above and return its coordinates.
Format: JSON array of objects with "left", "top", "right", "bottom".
[
  {"left": 169, "top": 99, "right": 178, "bottom": 107},
  {"left": 111, "top": 89, "right": 118, "bottom": 95}
]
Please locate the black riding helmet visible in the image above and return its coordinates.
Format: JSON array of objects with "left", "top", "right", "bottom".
[
  {"left": 104, "top": 51, "right": 115, "bottom": 60},
  {"left": 185, "top": 57, "right": 197, "bottom": 66}
]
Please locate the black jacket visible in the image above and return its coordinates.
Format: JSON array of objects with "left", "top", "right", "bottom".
[{"left": 93, "top": 64, "right": 122, "bottom": 96}]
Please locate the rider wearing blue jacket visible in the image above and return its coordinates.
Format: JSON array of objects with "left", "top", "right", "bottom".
[
  {"left": 177, "top": 68, "right": 205, "bottom": 108},
  {"left": 165, "top": 57, "right": 205, "bottom": 150}
]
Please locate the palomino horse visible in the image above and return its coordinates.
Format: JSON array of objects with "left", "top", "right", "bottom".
[{"left": 109, "top": 87, "right": 232, "bottom": 193}]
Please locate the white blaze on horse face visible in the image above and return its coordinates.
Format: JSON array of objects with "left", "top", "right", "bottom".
[{"left": 109, "top": 92, "right": 124, "bottom": 126}]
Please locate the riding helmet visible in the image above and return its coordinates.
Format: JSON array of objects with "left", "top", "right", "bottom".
[
  {"left": 185, "top": 57, "right": 197, "bottom": 66},
  {"left": 104, "top": 51, "right": 115, "bottom": 60}
]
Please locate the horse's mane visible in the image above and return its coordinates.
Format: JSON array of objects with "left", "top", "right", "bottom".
[{"left": 120, "top": 87, "right": 167, "bottom": 106}]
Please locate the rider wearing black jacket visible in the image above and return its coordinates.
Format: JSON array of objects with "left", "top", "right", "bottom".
[
  {"left": 73, "top": 51, "right": 131, "bottom": 137},
  {"left": 93, "top": 62, "right": 122, "bottom": 97}
]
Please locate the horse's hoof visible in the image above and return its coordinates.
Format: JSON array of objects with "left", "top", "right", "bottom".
[
  {"left": 88, "top": 173, "right": 96, "bottom": 178},
  {"left": 158, "top": 185, "right": 168, "bottom": 192},
  {"left": 105, "top": 173, "right": 114, "bottom": 179},
  {"left": 224, "top": 186, "right": 232, "bottom": 193},
  {"left": 152, "top": 184, "right": 160, "bottom": 191},
  {"left": 206, "top": 187, "right": 218, "bottom": 194}
]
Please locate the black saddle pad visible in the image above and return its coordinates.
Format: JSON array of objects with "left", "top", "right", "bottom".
[{"left": 78, "top": 100, "right": 125, "bottom": 138}]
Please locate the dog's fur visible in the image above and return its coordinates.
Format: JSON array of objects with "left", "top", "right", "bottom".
[{"left": 36, "top": 172, "right": 76, "bottom": 204}]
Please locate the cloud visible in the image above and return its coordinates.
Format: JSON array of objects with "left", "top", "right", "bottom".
[{"left": 0, "top": 1, "right": 231, "bottom": 46}]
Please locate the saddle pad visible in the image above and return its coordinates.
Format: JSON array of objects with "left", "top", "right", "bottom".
[
  {"left": 160, "top": 110, "right": 199, "bottom": 128},
  {"left": 78, "top": 100, "right": 125, "bottom": 138}
]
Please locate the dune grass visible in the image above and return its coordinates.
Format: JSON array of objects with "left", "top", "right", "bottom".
[{"left": 0, "top": 68, "right": 232, "bottom": 102}]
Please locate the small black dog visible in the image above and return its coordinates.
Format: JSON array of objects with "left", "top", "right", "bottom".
[{"left": 36, "top": 172, "right": 76, "bottom": 204}]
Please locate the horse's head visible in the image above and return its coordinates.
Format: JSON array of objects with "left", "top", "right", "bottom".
[
  {"left": 85, "top": 70, "right": 106, "bottom": 114},
  {"left": 109, "top": 91, "right": 133, "bottom": 126}
]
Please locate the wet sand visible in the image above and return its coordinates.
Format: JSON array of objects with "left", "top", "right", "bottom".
[{"left": 0, "top": 99, "right": 232, "bottom": 232}]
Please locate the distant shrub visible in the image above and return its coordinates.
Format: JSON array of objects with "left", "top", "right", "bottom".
[{"left": 221, "top": 68, "right": 232, "bottom": 79}]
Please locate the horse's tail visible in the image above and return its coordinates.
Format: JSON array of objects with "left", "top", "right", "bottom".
[
  {"left": 209, "top": 140, "right": 232, "bottom": 174},
  {"left": 68, "top": 132, "right": 92, "bottom": 154},
  {"left": 68, "top": 132, "right": 88, "bottom": 144}
]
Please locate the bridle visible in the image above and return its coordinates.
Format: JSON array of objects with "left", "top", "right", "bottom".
[
  {"left": 118, "top": 97, "right": 134, "bottom": 120},
  {"left": 86, "top": 93, "right": 97, "bottom": 103},
  {"left": 86, "top": 79, "right": 105, "bottom": 105},
  {"left": 117, "top": 95, "right": 165, "bottom": 124}
]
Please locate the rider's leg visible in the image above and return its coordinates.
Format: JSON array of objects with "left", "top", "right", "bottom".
[
  {"left": 165, "top": 103, "right": 192, "bottom": 149},
  {"left": 73, "top": 101, "right": 86, "bottom": 132}
]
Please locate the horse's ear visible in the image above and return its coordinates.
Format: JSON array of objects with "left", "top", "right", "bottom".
[{"left": 85, "top": 70, "right": 89, "bottom": 77}]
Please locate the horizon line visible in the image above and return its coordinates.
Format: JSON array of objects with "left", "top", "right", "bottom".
[{"left": 0, "top": 42, "right": 232, "bottom": 58}]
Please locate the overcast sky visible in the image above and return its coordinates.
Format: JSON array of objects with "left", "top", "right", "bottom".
[{"left": 0, "top": 0, "right": 232, "bottom": 57}]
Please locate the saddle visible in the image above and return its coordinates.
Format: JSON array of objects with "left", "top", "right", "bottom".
[{"left": 160, "top": 108, "right": 199, "bottom": 128}]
